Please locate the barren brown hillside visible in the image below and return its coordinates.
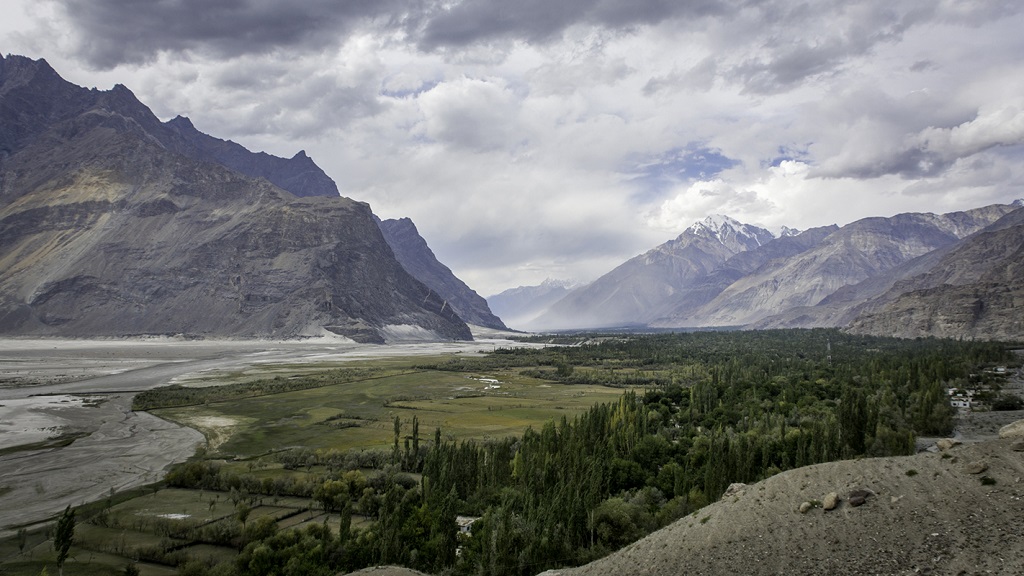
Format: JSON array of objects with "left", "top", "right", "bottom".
[{"left": 540, "top": 423, "right": 1024, "bottom": 576}]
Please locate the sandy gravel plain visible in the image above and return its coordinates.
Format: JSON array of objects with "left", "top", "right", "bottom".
[{"left": 0, "top": 334, "right": 510, "bottom": 537}]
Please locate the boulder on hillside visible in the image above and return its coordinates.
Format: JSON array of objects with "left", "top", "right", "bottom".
[{"left": 998, "top": 419, "right": 1024, "bottom": 439}]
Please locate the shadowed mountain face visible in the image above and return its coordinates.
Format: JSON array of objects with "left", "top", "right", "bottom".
[
  {"left": 0, "top": 56, "right": 338, "bottom": 199},
  {"left": 0, "top": 54, "right": 470, "bottom": 342},
  {"left": 377, "top": 217, "right": 508, "bottom": 330},
  {"left": 164, "top": 116, "right": 340, "bottom": 198}
]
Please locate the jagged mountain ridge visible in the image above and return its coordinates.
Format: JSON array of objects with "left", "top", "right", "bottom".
[
  {"left": 377, "top": 217, "right": 507, "bottom": 330},
  {"left": 526, "top": 204, "right": 1020, "bottom": 339},
  {"left": 0, "top": 54, "right": 471, "bottom": 342},
  {"left": 164, "top": 116, "right": 340, "bottom": 198},
  {"left": 0, "top": 56, "right": 337, "bottom": 199},
  {"left": 847, "top": 206, "right": 1024, "bottom": 340},
  {"left": 667, "top": 206, "right": 1016, "bottom": 328}
]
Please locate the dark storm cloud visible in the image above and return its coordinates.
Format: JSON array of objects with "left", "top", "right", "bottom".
[
  {"left": 58, "top": 0, "right": 410, "bottom": 68},
  {"left": 58, "top": 0, "right": 741, "bottom": 68},
  {"left": 417, "top": 0, "right": 733, "bottom": 49}
]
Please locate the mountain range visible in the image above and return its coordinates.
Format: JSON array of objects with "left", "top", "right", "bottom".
[
  {"left": 509, "top": 204, "right": 1023, "bottom": 340},
  {"left": 3, "top": 54, "right": 1020, "bottom": 343},
  {"left": 0, "top": 54, "right": 502, "bottom": 342}
]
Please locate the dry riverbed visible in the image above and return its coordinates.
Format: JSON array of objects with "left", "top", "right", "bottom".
[{"left": 0, "top": 334, "right": 512, "bottom": 537}]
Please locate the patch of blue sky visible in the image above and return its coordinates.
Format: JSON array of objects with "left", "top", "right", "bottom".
[
  {"left": 763, "top": 144, "right": 812, "bottom": 168},
  {"left": 624, "top": 144, "right": 739, "bottom": 202}
]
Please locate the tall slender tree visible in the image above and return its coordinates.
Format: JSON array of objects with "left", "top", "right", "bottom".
[{"left": 54, "top": 505, "right": 75, "bottom": 576}]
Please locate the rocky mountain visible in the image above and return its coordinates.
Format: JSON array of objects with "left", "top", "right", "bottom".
[
  {"left": 0, "top": 56, "right": 338, "bottom": 200},
  {"left": 164, "top": 116, "right": 340, "bottom": 198},
  {"left": 531, "top": 216, "right": 777, "bottom": 330},
  {"left": 487, "top": 279, "right": 577, "bottom": 330},
  {"left": 670, "top": 206, "right": 1016, "bottom": 328},
  {"left": 526, "top": 204, "right": 1020, "bottom": 339},
  {"left": 377, "top": 217, "right": 507, "bottom": 330},
  {"left": 847, "top": 206, "right": 1024, "bottom": 340},
  {"left": 0, "top": 54, "right": 471, "bottom": 342}
]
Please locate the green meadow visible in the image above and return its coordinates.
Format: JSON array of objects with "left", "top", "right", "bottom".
[{"left": 153, "top": 357, "right": 629, "bottom": 457}]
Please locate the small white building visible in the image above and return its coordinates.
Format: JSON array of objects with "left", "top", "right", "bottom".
[
  {"left": 947, "top": 388, "right": 977, "bottom": 410},
  {"left": 456, "top": 515, "right": 479, "bottom": 535}
]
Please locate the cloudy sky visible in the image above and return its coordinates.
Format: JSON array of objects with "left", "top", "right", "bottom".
[{"left": 3, "top": 1, "right": 1024, "bottom": 296}]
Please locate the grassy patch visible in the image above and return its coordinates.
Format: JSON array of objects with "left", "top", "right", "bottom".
[{"left": 154, "top": 366, "right": 629, "bottom": 456}]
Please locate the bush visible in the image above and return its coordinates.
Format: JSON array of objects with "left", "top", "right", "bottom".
[{"left": 992, "top": 394, "right": 1023, "bottom": 411}]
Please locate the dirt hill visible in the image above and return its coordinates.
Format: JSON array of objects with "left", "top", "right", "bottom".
[{"left": 542, "top": 420, "right": 1024, "bottom": 576}]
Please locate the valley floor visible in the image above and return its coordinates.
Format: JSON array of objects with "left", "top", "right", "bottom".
[{"left": 0, "top": 336, "right": 508, "bottom": 538}]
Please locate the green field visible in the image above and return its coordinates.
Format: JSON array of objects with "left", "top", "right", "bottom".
[{"left": 153, "top": 359, "right": 629, "bottom": 457}]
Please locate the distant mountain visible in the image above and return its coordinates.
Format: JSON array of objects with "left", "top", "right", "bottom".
[
  {"left": 527, "top": 205, "right": 1021, "bottom": 340},
  {"left": 847, "top": 206, "right": 1024, "bottom": 340},
  {"left": 377, "top": 217, "right": 507, "bottom": 330},
  {"left": 532, "top": 216, "right": 775, "bottom": 330},
  {"left": 671, "top": 206, "right": 1015, "bottom": 328},
  {"left": 0, "top": 54, "right": 470, "bottom": 342},
  {"left": 648, "top": 224, "right": 839, "bottom": 328},
  {"left": 487, "top": 279, "right": 577, "bottom": 330}
]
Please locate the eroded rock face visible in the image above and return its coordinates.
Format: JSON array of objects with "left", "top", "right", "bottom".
[{"left": 0, "top": 54, "right": 471, "bottom": 342}]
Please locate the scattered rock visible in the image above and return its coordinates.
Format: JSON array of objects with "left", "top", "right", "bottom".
[
  {"left": 823, "top": 492, "right": 839, "bottom": 511},
  {"left": 964, "top": 461, "right": 989, "bottom": 474},
  {"left": 936, "top": 438, "right": 961, "bottom": 451},
  {"left": 724, "top": 483, "right": 748, "bottom": 498},
  {"left": 1011, "top": 440, "right": 1024, "bottom": 452},
  {"left": 846, "top": 489, "right": 873, "bottom": 507},
  {"left": 799, "top": 501, "right": 813, "bottom": 514},
  {"left": 998, "top": 419, "right": 1024, "bottom": 439}
]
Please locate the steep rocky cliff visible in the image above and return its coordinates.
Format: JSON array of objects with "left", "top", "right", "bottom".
[
  {"left": 378, "top": 217, "right": 507, "bottom": 330},
  {"left": 0, "top": 54, "right": 470, "bottom": 342}
]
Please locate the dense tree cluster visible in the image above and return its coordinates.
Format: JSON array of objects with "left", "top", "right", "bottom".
[{"left": 154, "top": 330, "right": 1017, "bottom": 575}]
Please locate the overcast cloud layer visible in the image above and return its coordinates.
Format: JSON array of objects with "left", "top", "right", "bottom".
[{"left": 3, "top": 0, "right": 1024, "bottom": 296}]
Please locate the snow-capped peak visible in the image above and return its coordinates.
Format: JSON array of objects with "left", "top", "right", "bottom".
[
  {"left": 540, "top": 277, "right": 580, "bottom": 290},
  {"left": 685, "top": 214, "right": 776, "bottom": 249}
]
